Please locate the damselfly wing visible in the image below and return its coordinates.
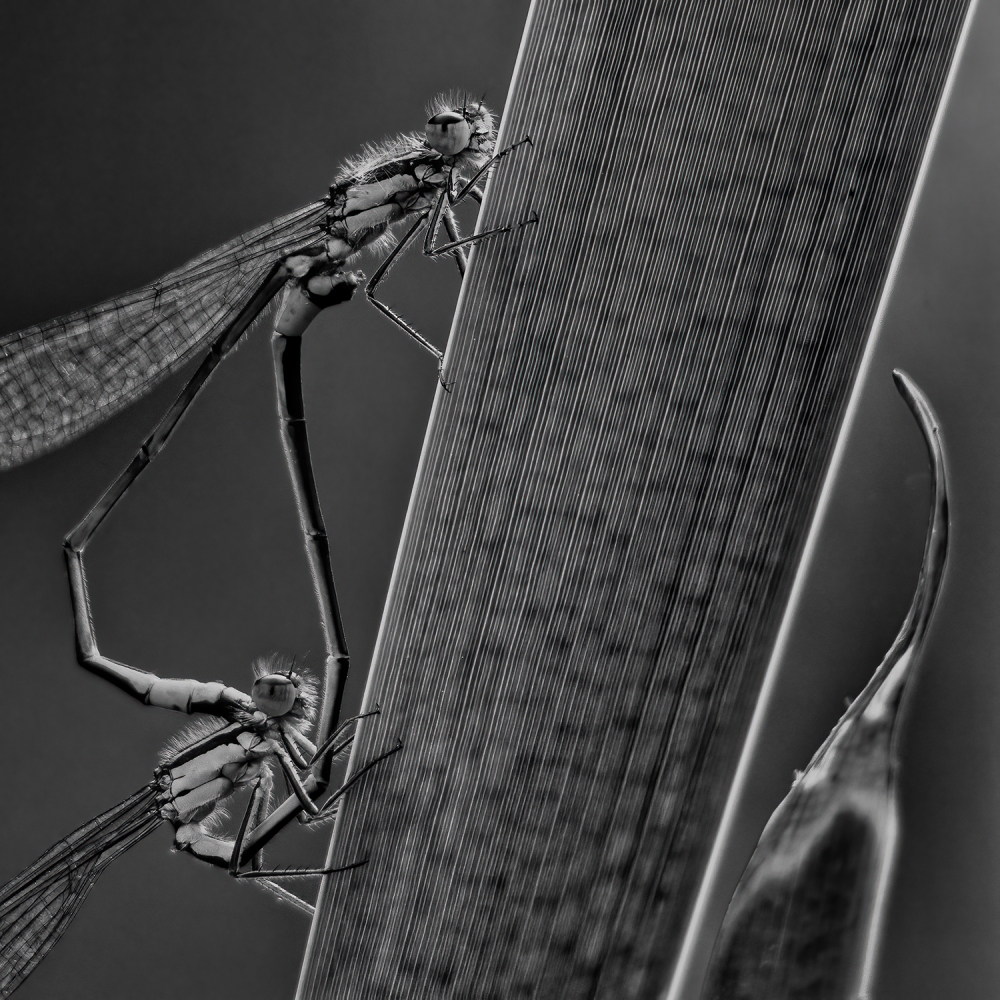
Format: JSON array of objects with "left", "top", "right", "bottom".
[
  {"left": 0, "top": 202, "right": 327, "bottom": 469},
  {"left": 0, "top": 787, "right": 161, "bottom": 997}
]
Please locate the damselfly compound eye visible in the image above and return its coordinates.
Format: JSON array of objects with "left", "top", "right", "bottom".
[
  {"left": 251, "top": 673, "right": 298, "bottom": 717},
  {"left": 425, "top": 111, "right": 472, "bottom": 156}
]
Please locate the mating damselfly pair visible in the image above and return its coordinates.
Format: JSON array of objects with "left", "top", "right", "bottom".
[{"left": 0, "top": 94, "right": 534, "bottom": 996}]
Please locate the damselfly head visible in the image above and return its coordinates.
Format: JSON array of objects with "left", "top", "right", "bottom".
[
  {"left": 424, "top": 95, "right": 495, "bottom": 161},
  {"left": 251, "top": 672, "right": 299, "bottom": 717},
  {"left": 425, "top": 111, "right": 472, "bottom": 156},
  {"left": 250, "top": 653, "right": 317, "bottom": 720}
]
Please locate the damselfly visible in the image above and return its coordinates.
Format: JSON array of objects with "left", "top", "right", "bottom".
[
  {"left": 0, "top": 95, "right": 533, "bottom": 994},
  {"left": 0, "top": 660, "right": 400, "bottom": 997},
  {"left": 0, "top": 94, "right": 533, "bottom": 470}
]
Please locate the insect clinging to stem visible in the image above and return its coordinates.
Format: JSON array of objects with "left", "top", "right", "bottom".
[
  {"left": 0, "top": 268, "right": 402, "bottom": 996},
  {"left": 0, "top": 92, "right": 538, "bottom": 995},
  {"left": 0, "top": 93, "right": 536, "bottom": 471},
  {"left": 0, "top": 647, "right": 402, "bottom": 997}
]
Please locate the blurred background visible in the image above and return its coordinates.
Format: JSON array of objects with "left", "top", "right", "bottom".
[{"left": 0, "top": 2, "right": 997, "bottom": 998}]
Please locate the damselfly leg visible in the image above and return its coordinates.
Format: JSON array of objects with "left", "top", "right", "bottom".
[
  {"left": 423, "top": 135, "right": 536, "bottom": 252},
  {"left": 280, "top": 704, "right": 382, "bottom": 773},
  {"left": 228, "top": 782, "right": 368, "bottom": 881},
  {"left": 230, "top": 732, "right": 402, "bottom": 869},
  {"left": 303, "top": 739, "right": 404, "bottom": 825},
  {"left": 365, "top": 135, "right": 536, "bottom": 388},
  {"left": 449, "top": 134, "right": 534, "bottom": 204},
  {"left": 225, "top": 724, "right": 402, "bottom": 915}
]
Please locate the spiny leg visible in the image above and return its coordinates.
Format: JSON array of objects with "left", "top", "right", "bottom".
[
  {"left": 365, "top": 216, "right": 449, "bottom": 381},
  {"left": 254, "top": 711, "right": 383, "bottom": 843},
  {"left": 449, "top": 135, "right": 533, "bottom": 205},
  {"left": 306, "top": 705, "right": 381, "bottom": 770},
  {"left": 289, "top": 730, "right": 359, "bottom": 830},
  {"left": 253, "top": 879, "right": 316, "bottom": 917},
  {"left": 279, "top": 724, "right": 312, "bottom": 770},
  {"left": 271, "top": 711, "right": 377, "bottom": 818},
  {"left": 367, "top": 209, "right": 535, "bottom": 390},
  {"left": 441, "top": 205, "right": 468, "bottom": 277},
  {"left": 233, "top": 631, "right": 383, "bottom": 853},
  {"left": 229, "top": 780, "right": 367, "bottom": 880},
  {"left": 424, "top": 186, "right": 538, "bottom": 261},
  {"left": 236, "top": 859, "right": 369, "bottom": 879},
  {"left": 246, "top": 768, "right": 273, "bottom": 873},
  {"left": 273, "top": 745, "right": 321, "bottom": 815},
  {"left": 292, "top": 734, "right": 357, "bottom": 823},
  {"left": 415, "top": 188, "right": 538, "bottom": 388},
  {"left": 303, "top": 739, "right": 404, "bottom": 825},
  {"left": 366, "top": 138, "right": 534, "bottom": 387},
  {"left": 277, "top": 722, "right": 352, "bottom": 789}
]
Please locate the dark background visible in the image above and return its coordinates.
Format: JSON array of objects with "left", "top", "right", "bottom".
[
  {"left": 0, "top": 4, "right": 530, "bottom": 998},
  {"left": 0, "top": 3, "right": 997, "bottom": 999}
]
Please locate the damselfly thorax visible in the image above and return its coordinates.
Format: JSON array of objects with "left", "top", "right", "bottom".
[{"left": 325, "top": 102, "right": 495, "bottom": 257}]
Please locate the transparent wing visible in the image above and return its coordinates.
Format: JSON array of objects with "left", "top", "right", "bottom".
[
  {"left": 0, "top": 785, "right": 161, "bottom": 997},
  {"left": 0, "top": 200, "right": 330, "bottom": 469}
]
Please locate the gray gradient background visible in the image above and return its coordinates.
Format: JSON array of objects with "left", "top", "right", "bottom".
[{"left": 0, "top": 3, "right": 997, "bottom": 999}]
